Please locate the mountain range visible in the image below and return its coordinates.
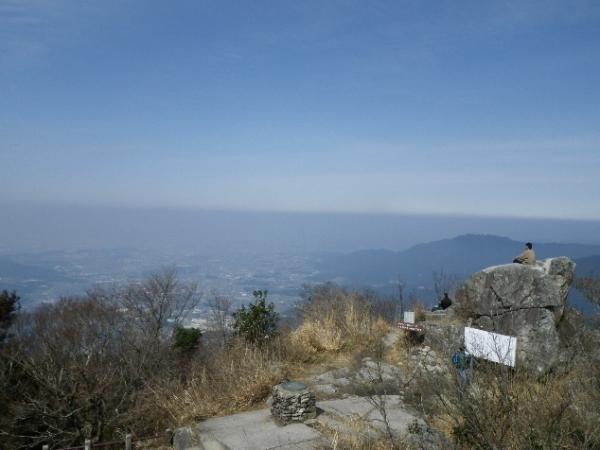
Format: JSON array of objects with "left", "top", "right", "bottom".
[{"left": 314, "top": 234, "right": 600, "bottom": 313}]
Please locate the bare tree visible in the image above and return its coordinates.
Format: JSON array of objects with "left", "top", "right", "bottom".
[
  {"left": 360, "top": 342, "right": 421, "bottom": 450},
  {"left": 119, "top": 268, "right": 200, "bottom": 349},
  {"left": 396, "top": 276, "right": 405, "bottom": 320},
  {"left": 0, "top": 296, "right": 137, "bottom": 449},
  {"left": 405, "top": 336, "right": 600, "bottom": 450},
  {"left": 0, "top": 271, "right": 202, "bottom": 450},
  {"left": 575, "top": 275, "right": 600, "bottom": 307},
  {"left": 208, "top": 293, "right": 232, "bottom": 347},
  {"left": 432, "top": 269, "right": 461, "bottom": 301}
]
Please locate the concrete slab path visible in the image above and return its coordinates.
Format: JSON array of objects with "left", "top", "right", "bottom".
[
  {"left": 316, "top": 396, "right": 420, "bottom": 438},
  {"left": 175, "top": 396, "right": 422, "bottom": 450},
  {"left": 193, "top": 408, "right": 326, "bottom": 450}
]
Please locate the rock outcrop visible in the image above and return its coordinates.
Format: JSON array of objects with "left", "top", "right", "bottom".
[
  {"left": 455, "top": 257, "right": 576, "bottom": 375},
  {"left": 309, "top": 358, "right": 404, "bottom": 396}
]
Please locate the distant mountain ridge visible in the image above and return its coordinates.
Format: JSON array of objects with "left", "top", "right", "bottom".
[
  {"left": 315, "top": 234, "right": 600, "bottom": 287},
  {"left": 573, "top": 255, "right": 600, "bottom": 276}
]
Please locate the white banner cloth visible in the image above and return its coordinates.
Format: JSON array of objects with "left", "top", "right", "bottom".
[{"left": 464, "top": 327, "right": 517, "bottom": 367}]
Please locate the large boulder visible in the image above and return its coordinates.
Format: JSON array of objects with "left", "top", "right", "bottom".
[
  {"left": 455, "top": 257, "right": 575, "bottom": 375},
  {"left": 423, "top": 322, "right": 463, "bottom": 354}
]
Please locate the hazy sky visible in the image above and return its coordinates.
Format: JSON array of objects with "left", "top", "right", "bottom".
[{"left": 2, "top": 0, "right": 600, "bottom": 219}]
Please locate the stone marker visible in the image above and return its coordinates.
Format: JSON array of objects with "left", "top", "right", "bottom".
[{"left": 271, "top": 381, "right": 317, "bottom": 424}]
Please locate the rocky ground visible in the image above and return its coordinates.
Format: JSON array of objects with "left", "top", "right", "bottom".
[
  {"left": 171, "top": 257, "right": 586, "bottom": 450},
  {"left": 172, "top": 330, "right": 450, "bottom": 450}
]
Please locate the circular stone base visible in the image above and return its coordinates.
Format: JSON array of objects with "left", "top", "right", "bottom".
[{"left": 271, "top": 381, "right": 317, "bottom": 424}]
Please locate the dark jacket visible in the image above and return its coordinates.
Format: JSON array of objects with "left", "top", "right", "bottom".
[{"left": 440, "top": 294, "right": 452, "bottom": 309}]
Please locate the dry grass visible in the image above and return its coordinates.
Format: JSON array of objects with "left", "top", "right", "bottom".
[
  {"left": 407, "top": 354, "right": 600, "bottom": 450},
  {"left": 290, "top": 291, "right": 390, "bottom": 356},
  {"left": 325, "top": 431, "right": 405, "bottom": 450},
  {"left": 383, "top": 331, "right": 416, "bottom": 367},
  {"left": 315, "top": 417, "right": 411, "bottom": 450},
  {"left": 149, "top": 287, "right": 396, "bottom": 430},
  {"left": 152, "top": 341, "right": 282, "bottom": 425},
  {"left": 412, "top": 302, "right": 428, "bottom": 323},
  {"left": 291, "top": 316, "right": 345, "bottom": 352}
]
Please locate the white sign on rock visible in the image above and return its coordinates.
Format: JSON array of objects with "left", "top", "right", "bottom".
[
  {"left": 464, "top": 327, "right": 517, "bottom": 367},
  {"left": 403, "top": 311, "right": 415, "bottom": 324}
]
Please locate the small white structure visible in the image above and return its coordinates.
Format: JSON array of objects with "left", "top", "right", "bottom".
[
  {"left": 464, "top": 327, "right": 517, "bottom": 367},
  {"left": 403, "top": 311, "right": 415, "bottom": 324}
]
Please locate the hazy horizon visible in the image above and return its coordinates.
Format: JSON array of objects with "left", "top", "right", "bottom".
[{"left": 2, "top": 203, "right": 600, "bottom": 255}]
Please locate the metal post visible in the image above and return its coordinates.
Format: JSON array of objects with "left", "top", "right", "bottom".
[
  {"left": 84, "top": 439, "right": 91, "bottom": 450},
  {"left": 125, "top": 434, "right": 132, "bottom": 450},
  {"left": 397, "top": 276, "right": 404, "bottom": 319}
]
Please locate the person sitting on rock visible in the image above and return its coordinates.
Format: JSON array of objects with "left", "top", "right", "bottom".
[
  {"left": 513, "top": 242, "right": 536, "bottom": 265},
  {"left": 431, "top": 292, "right": 452, "bottom": 311}
]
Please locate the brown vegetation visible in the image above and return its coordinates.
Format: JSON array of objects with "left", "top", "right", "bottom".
[
  {"left": 3, "top": 272, "right": 599, "bottom": 450},
  {"left": 0, "top": 276, "right": 397, "bottom": 449},
  {"left": 290, "top": 283, "right": 391, "bottom": 355},
  {"left": 0, "top": 270, "right": 200, "bottom": 449},
  {"left": 152, "top": 340, "right": 283, "bottom": 424},
  {"left": 405, "top": 338, "right": 600, "bottom": 450}
]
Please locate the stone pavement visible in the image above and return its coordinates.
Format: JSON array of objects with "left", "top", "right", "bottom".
[
  {"left": 173, "top": 396, "right": 422, "bottom": 450},
  {"left": 316, "top": 395, "right": 421, "bottom": 438},
  {"left": 310, "top": 358, "right": 404, "bottom": 396},
  {"left": 173, "top": 408, "right": 326, "bottom": 450}
]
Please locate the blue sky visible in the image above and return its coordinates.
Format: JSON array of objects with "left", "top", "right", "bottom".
[{"left": 2, "top": 0, "right": 600, "bottom": 219}]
